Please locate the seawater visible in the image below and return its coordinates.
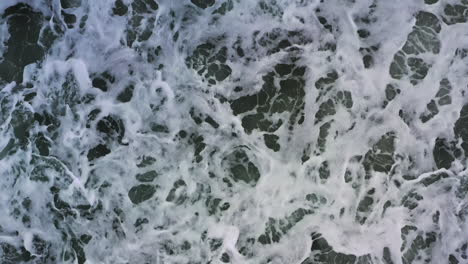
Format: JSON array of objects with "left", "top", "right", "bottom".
[{"left": 0, "top": 0, "right": 467, "bottom": 263}]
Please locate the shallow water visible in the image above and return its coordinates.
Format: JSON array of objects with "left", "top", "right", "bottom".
[{"left": 0, "top": 0, "right": 467, "bottom": 263}]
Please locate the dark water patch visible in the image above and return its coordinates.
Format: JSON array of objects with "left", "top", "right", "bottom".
[
  {"left": 420, "top": 78, "right": 452, "bottom": 123},
  {"left": 400, "top": 226, "right": 436, "bottom": 264},
  {"left": 186, "top": 43, "right": 232, "bottom": 84},
  {"left": 263, "top": 133, "right": 280, "bottom": 152},
  {"left": 128, "top": 184, "right": 156, "bottom": 204},
  {"left": 96, "top": 115, "right": 125, "bottom": 143},
  {"left": 442, "top": 1, "right": 468, "bottom": 25},
  {"left": 191, "top": 0, "right": 215, "bottom": 9},
  {"left": 113, "top": 0, "right": 128, "bottom": 16},
  {"left": 230, "top": 61, "right": 306, "bottom": 134},
  {"left": 87, "top": 144, "right": 111, "bottom": 161},
  {"left": 136, "top": 156, "right": 156, "bottom": 168},
  {"left": 433, "top": 138, "right": 455, "bottom": 169},
  {"left": 223, "top": 148, "right": 260, "bottom": 185},
  {"left": 213, "top": 0, "right": 234, "bottom": 15},
  {"left": 136, "top": 170, "right": 158, "bottom": 182},
  {"left": 166, "top": 179, "right": 188, "bottom": 205},
  {"left": 454, "top": 104, "right": 468, "bottom": 155},
  {"left": 34, "top": 133, "right": 51, "bottom": 156},
  {"left": 389, "top": 11, "right": 440, "bottom": 85},
  {"left": 61, "top": 0, "right": 81, "bottom": 9},
  {"left": 258, "top": 208, "right": 312, "bottom": 245},
  {"left": 92, "top": 72, "right": 115, "bottom": 92},
  {"left": 383, "top": 83, "right": 401, "bottom": 107},
  {"left": 0, "top": 242, "right": 34, "bottom": 264},
  {"left": 61, "top": 11, "right": 77, "bottom": 29},
  {"left": 0, "top": 4, "right": 45, "bottom": 83},
  {"left": 301, "top": 233, "right": 371, "bottom": 264},
  {"left": 117, "top": 84, "right": 135, "bottom": 103},
  {"left": 360, "top": 45, "right": 379, "bottom": 69},
  {"left": 363, "top": 132, "right": 395, "bottom": 176}
]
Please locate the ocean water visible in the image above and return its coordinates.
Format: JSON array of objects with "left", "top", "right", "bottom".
[{"left": 0, "top": 0, "right": 467, "bottom": 263}]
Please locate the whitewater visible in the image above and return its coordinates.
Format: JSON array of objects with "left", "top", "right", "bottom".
[{"left": 0, "top": 0, "right": 467, "bottom": 263}]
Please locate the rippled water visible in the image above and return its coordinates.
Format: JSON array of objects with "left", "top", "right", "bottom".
[{"left": 0, "top": 0, "right": 467, "bottom": 263}]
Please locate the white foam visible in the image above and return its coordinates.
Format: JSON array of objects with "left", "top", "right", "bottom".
[{"left": 0, "top": 0, "right": 467, "bottom": 263}]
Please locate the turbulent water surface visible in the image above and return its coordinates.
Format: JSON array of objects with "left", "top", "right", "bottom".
[{"left": 0, "top": 0, "right": 467, "bottom": 263}]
